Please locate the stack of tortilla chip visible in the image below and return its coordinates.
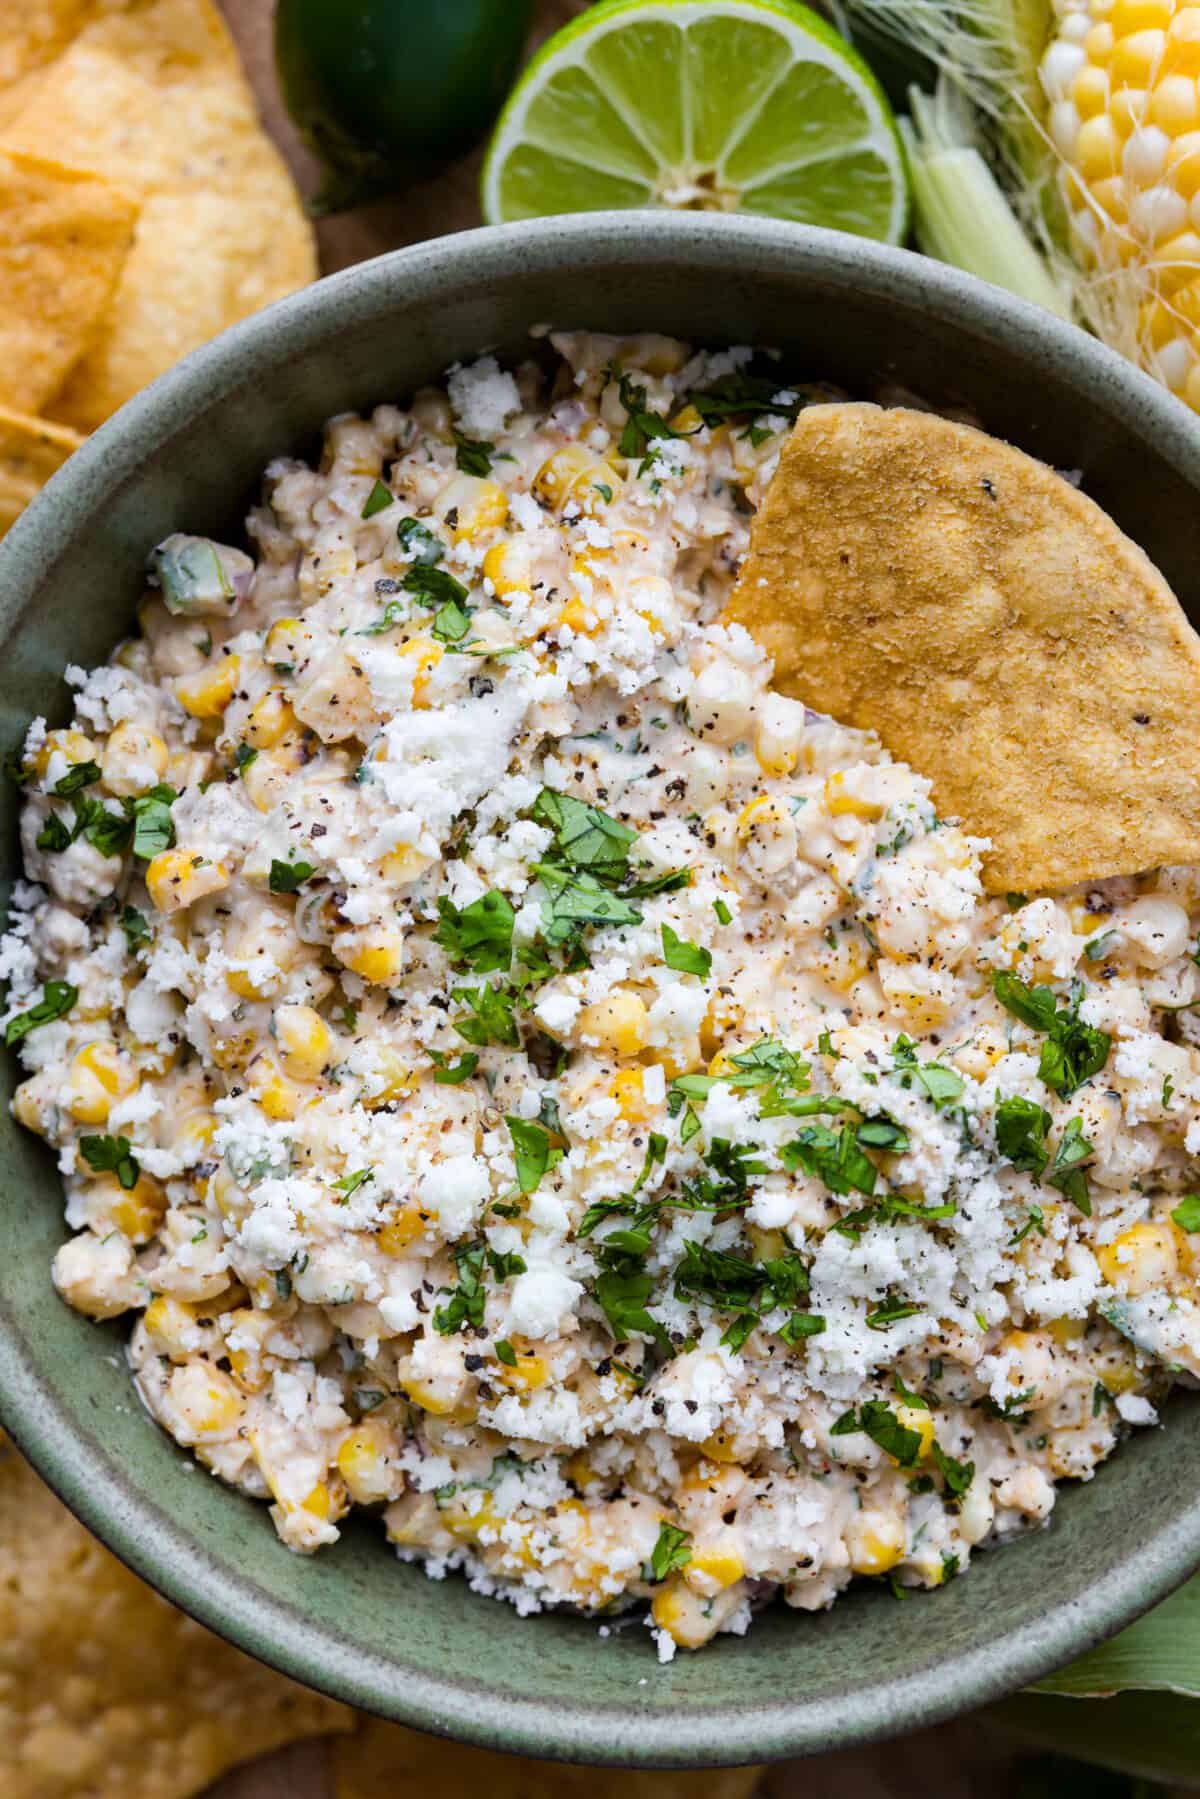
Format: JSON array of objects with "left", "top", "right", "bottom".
[
  {"left": 0, "top": 0, "right": 316, "bottom": 537},
  {"left": 0, "top": 1432, "right": 765, "bottom": 1796}
]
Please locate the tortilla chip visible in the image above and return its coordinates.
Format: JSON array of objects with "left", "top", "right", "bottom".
[
  {"left": 336, "top": 1715, "right": 765, "bottom": 1799},
  {"left": 0, "top": 0, "right": 316, "bottom": 430},
  {"left": 51, "top": 180, "right": 316, "bottom": 428},
  {"left": 0, "top": 3, "right": 96, "bottom": 129},
  {"left": 725, "top": 402, "right": 1200, "bottom": 893},
  {"left": 0, "top": 406, "right": 82, "bottom": 536},
  {"left": 0, "top": 148, "right": 136, "bottom": 414},
  {"left": 0, "top": 1432, "right": 351, "bottom": 1798}
]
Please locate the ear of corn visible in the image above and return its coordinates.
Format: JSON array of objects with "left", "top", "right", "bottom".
[{"left": 1040, "top": 0, "right": 1200, "bottom": 408}]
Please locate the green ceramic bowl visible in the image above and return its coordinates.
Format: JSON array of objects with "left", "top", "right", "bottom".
[{"left": 2, "top": 215, "right": 1200, "bottom": 1769}]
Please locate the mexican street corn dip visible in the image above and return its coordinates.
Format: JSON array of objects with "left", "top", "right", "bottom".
[{"left": 5, "top": 331, "right": 1200, "bottom": 1660}]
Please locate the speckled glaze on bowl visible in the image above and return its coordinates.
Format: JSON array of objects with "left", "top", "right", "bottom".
[{"left": 2, "top": 214, "right": 1200, "bottom": 1770}]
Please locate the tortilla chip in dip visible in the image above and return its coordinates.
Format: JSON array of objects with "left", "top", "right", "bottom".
[
  {"left": 725, "top": 401, "right": 1200, "bottom": 894},
  {"left": 336, "top": 1715, "right": 764, "bottom": 1799},
  {"left": 0, "top": 406, "right": 82, "bottom": 536},
  {"left": 0, "top": 1432, "right": 351, "bottom": 1797},
  {"left": 0, "top": 148, "right": 136, "bottom": 415},
  {"left": 0, "top": 0, "right": 316, "bottom": 430}
]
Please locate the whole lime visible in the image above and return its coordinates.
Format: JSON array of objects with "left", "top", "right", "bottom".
[{"left": 276, "top": 0, "right": 535, "bottom": 214}]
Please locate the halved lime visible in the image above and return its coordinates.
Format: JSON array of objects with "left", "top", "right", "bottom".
[{"left": 481, "top": 0, "right": 908, "bottom": 243}]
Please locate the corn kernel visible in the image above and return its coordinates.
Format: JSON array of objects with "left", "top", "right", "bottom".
[
  {"left": 611, "top": 1066, "right": 653, "bottom": 1122},
  {"left": 482, "top": 538, "right": 532, "bottom": 597},
  {"left": 246, "top": 1052, "right": 302, "bottom": 1121},
  {"left": 175, "top": 654, "right": 240, "bottom": 719},
  {"left": 337, "top": 1421, "right": 397, "bottom": 1504},
  {"left": 379, "top": 845, "right": 433, "bottom": 893},
  {"left": 110, "top": 1173, "right": 167, "bottom": 1244},
  {"left": 274, "top": 1003, "right": 333, "bottom": 1082},
  {"left": 1073, "top": 60, "right": 1111, "bottom": 117},
  {"left": 824, "top": 771, "right": 885, "bottom": 820},
  {"left": 334, "top": 927, "right": 406, "bottom": 985},
  {"left": 170, "top": 1361, "right": 243, "bottom": 1435},
  {"left": 377, "top": 1200, "right": 431, "bottom": 1255},
  {"left": 363, "top": 1046, "right": 417, "bottom": 1109},
  {"left": 577, "top": 989, "right": 648, "bottom": 1058},
  {"left": 144, "top": 1294, "right": 198, "bottom": 1359},
  {"left": 532, "top": 444, "right": 621, "bottom": 514},
  {"left": 1110, "top": 27, "right": 1165, "bottom": 88},
  {"left": 1076, "top": 112, "right": 1123, "bottom": 178},
  {"left": 399, "top": 635, "right": 443, "bottom": 707},
  {"left": 557, "top": 594, "right": 601, "bottom": 636},
  {"left": 65, "top": 1040, "right": 138, "bottom": 1124},
  {"left": 101, "top": 721, "right": 168, "bottom": 797},
  {"left": 32, "top": 728, "right": 95, "bottom": 777},
  {"left": 685, "top": 1538, "right": 744, "bottom": 1595},
  {"left": 650, "top": 1577, "right": 718, "bottom": 1648},
  {"left": 437, "top": 474, "right": 508, "bottom": 543},
  {"left": 1097, "top": 1219, "right": 1178, "bottom": 1293},
  {"left": 1166, "top": 5, "right": 1200, "bottom": 75},
  {"left": 1114, "top": 0, "right": 1171, "bottom": 29},
  {"left": 146, "top": 849, "right": 230, "bottom": 913},
  {"left": 243, "top": 689, "right": 297, "bottom": 749},
  {"left": 668, "top": 402, "right": 704, "bottom": 433},
  {"left": 496, "top": 1350, "right": 549, "bottom": 1391},
  {"left": 1048, "top": 1315, "right": 1089, "bottom": 1345},
  {"left": 847, "top": 1511, "right": 906, "bottom": 1576}
]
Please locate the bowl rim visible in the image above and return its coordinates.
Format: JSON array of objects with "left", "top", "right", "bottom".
[{"left": 3, "top": 210, "right": 1200, "bottom": 1767}]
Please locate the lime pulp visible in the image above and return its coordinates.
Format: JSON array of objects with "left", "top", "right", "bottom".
[{"left": 481, "top": 0, "right": 908, "bottom": 243}]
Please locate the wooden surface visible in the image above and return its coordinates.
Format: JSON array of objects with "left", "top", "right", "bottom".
[{"left": 192, "top": 5, "right": 1153, "bottom": 1794}]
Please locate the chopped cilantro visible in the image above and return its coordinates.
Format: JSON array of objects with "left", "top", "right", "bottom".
[
  {"left": 534, "top": 863, "right": 642, "bottom": 946},
  {"left": 433, "top": 1241, "right": 488, "bottom": 1334},
  {"left": 991, "top": 972, "right": 1111, "bottom": 1096},
  {"left": 269, "top": 857, "right": 315, "bottom": 894},
  {"left": 5, "top": 979, "right": 76, "bottom": 1044},
  {"left": 1172, "top": 1194, "right": 1200, "bottom": 1232},
  {"left": 857, "top": 1400, "right": 923, "bottom": 1467},
  {"left": 129, "top": 784, "right": 177, "bottom": 859},
  {"left": 332, "top": 1168, "right": 374, "bottom": 1201},
  {"left": 432, "top": 1051, "right": 480, "bottom": 1086},
  {"left": 52, "top": 760, "right": 101, "bottom": 796},
  {"left": 532, "top": 787, "right": 636, "bottom": 874},
  {"left": 866, "top": 1297, "right": 922, "bottom": 1330},
  {"left": 660, "top": 922, "right": 711, "bottom": 978},
  {"left": 605, "top": 364, "right": 690, "bottom": 467},
  {"left": 713, "top": 898, "right": 732, "bottom": 926},
  {"left": 781, "top": 1123, "right": 877, "bottom": 1196},
  {"left": 79, "top": 1133, "right": 139, "bottom": 1190},
  {"left": 431, "top": 592, "right": 473, "bottom": 644},
  {"left": 359, "top": 598, "right": 409, "bottom": 636},
  {"left": 1046, "top": 1116, "right": 1094, "bottom": 1214},
  {"left": 995, "top": 1095, "right": 1051, "bottom": 1178},
  {"left": 402, "top": 563, "right": 469, "bottom": 612},
  {"left": 930, "top": 1440, "right": 975, "bottom": 1498},
  {"left": 494, "top": 1338, "right": 517, "bottom": 1367},
  {"left": 779, "top": 1311, "right": 826, "bottom": 1343},
  {"left": 234, "top": 743, "right": 258, "bottom": 775},
  {"left": 592, "top": 1267, "right": 666, "bottom": 1346},
  {"left": 506, "top": 1116, "right": 556, "bottom": 1194},
  {"left": 453, "top": 430, "right": 494, "bottom": 477},
  {"left": 120, "top": 905, "right": 151, "bottom": 954},
  {"left": 453, "top": 983, "right": 520, "bottom": 1048},
  {"left": 396, "top": 516, "right": 444, "bottom": 564},
  {"left": 361, "top": 479, "right": 394, "bottom": 519},
  {"left": 649, "top": 1522, "right": 692, "bottom": 1580},
  {"left": 435, "top": 889, "right": 515, "bottom": 973}
]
